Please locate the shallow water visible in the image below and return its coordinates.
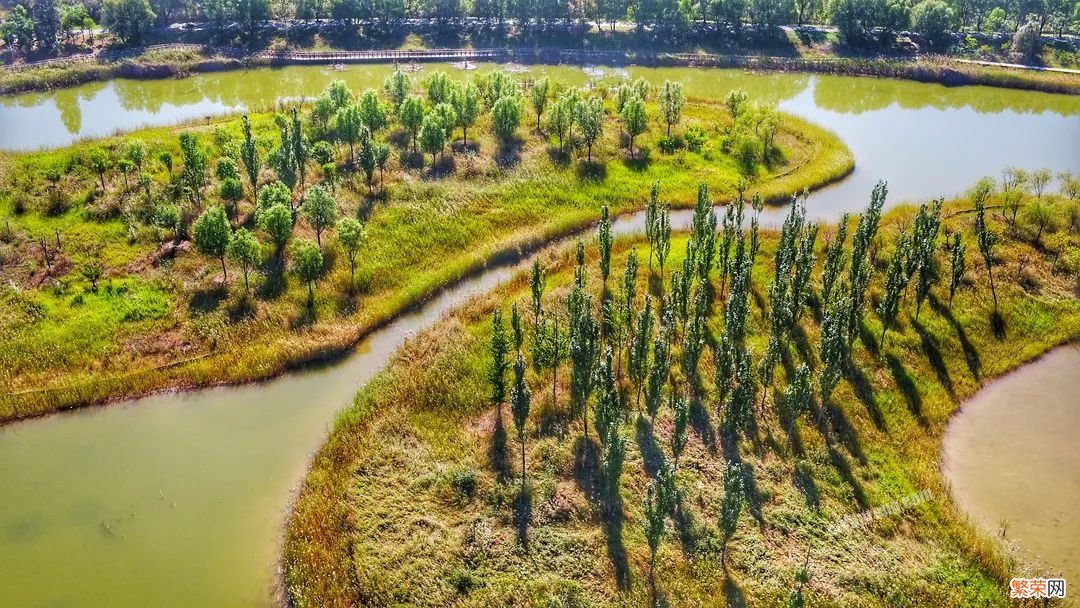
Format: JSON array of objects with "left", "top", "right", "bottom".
[{"left": 942, "top": 346, "right": 1080, "bottom": 583}]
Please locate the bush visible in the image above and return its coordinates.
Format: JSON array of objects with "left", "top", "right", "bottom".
[
  {"left": 685, "top": 123, "right": 708, "bottom": 151},
  {"left": 657, "top": 135, "right": 682, "bottom": 154},
  {"left": 1012, "top": 20, "right": 1041, "bottom": 61},
  {"left": 911, "top": 0, "right": 954, "bottom": 51}
]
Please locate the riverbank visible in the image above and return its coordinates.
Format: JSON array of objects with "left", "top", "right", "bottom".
[
  {"left": 3, "top": 44, "right": 1079, "bottom": 97},
  {"left": 282, "top": 194, "right": 1080, "bottom": 607},
  {"left": 0, "top": 91, "right": 853, "bottom": 423}
]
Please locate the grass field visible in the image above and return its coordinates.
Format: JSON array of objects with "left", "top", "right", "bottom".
[
  {"left": 282, "top": 190, "right": 1080, "bottom": 607},
  {"left": 0, "top": 84, "right": 853, "bottom": 421}
]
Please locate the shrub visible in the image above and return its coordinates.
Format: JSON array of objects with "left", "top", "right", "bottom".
[
  {"left": 685, "top": 123, "right": 708, "bottom": 151},
  {"left": 911, "top": 0, "right": 954, "bottom": 51}
]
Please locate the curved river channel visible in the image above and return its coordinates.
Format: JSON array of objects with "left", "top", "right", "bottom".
[{"left": 0, "top": 65, "right": 1078, "bottom": 607}]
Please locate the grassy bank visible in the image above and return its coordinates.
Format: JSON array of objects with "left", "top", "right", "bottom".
[
  {"left": 0, "top": 80, "right": 852, "bottom": 422},
  {"left": 282, "top": 189, "right": 1080, "bottom": 607}
]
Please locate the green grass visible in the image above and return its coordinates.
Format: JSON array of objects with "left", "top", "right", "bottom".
[
  {"left": 0, "top": 93, "right": 852, "bottom": 420},
  {"left": 282, "top": 194, "right": 1080, "bottom": 607}
]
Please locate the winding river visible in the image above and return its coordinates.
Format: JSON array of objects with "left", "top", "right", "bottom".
[{"left": 0, "top": 65, "right": 1078, "bottom": 607}]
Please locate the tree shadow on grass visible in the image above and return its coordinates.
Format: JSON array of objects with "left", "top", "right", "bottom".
[
  {"left": 495, "top": 139, "right": 523, "bottom": 169},
  {"left": 824, "top": 399, "right": 868, "bottom": 466},
  {"left": 257, "top": 259, "right": 287, "bottom": 300},
  {"left": 672, "top": 490, "right": 701, "bottom": 556},
  {"left": 720, "top": 432, "right": 765, "bottom": 526},
  {"left": 858, "top": 320, "right": 880, "bottom": 358},
  {"left": 990, "top": 309, "right": 1007, "bottom": 340},
  {"left": 689, "top": 396, "right": 718, "bottom": 455},
  {"left": 188, "top": 285, "right": 227, "bottom": 314},
  {"left": 724, "top": 573, "right": 747, "bottom": 608},
  {"left": 844, "top": 363, "right": 887, "bottom": 432},
  {"left": 635, "top": 416, "right": 668, "bottom": 479},
  {"left": 576, "top": 160, "right": 607, "bottom": 182},
  {"left": 930, "top": 296, "right": 981, "bottom": 380},
  {"left": 911, "top": 317, "right": 955, "bottom": 399},
  {"left": 574, "top": 435, "right": 630, "bottom": 589},
  {"left": 789, "top": 322, "right": 816, "bottom": 370},
  {"left": 489, "top": 409, "right": 512, "bottom": 485},
  {"left": 827, "top": 441, "right": 869, "bottom": 509},
  {"left": 793, "top": 460, "right": 821, "bottom": 511},
  {"left": 514, "top": 483, "right": 532, "bottom": 550},
  {"left": 886, "top": 354, "right": 927, "bottom": 427}
]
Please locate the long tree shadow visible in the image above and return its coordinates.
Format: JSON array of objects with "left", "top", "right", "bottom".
[
  {"left": 689, "top": 396, "right": 718, "bottom": 455},
  {"left": 188, "top": 285, "right": 227, "bottom": 314},
  {"left": 514, "top": 484, "right": 532, "bottom": 550},
  {"left": 827, "top": 442, "right": 869, "bottom": 509},
  {"left": 635, "top": 416, "right": 668, "bottom": 479},
  {"left": 824, "top": 400, "right": 868, "bottom": 466},
  {"left": 789, "top": 322, "right": 817, "bottom": 370},
  {"left": 489, "top": 410, "right": 511, "bottom": 484},
  {"left": 672, "top": 490, "right": 701, "bottom": 556},
  {"left": 858, "top": 320, "right": 881, "bottom": 358},
  {"left": 844, "top": 363, "right": 887, "bottom": 432},
  {"left": 930, "top": 296, "right": 981, "bottom": 380},
  {"left": 911, "top": 317, "right": 955, "bottom": 399},
  {"left": 885, "top": 355, "right": 927, "bottom": 427},
  {"left": 792, "top": 460, "right": 821, "bottom": 511},
  {"left": 723, "top": 573, "right": 747, "bottom": 608},
  {"left": 720, "top": 432, "right": 765, "bottom": 526},
  {"left": 575, "top": 435, "right": 630, "bottom": 589}
]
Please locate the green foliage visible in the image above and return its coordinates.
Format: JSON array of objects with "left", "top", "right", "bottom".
[
  {"left": 578, "top": 97, "right": 604, "bottom": 163},
  {"left": 400, "top": 95, "right": 425, "bottom": 152},
  {"left": 658, "top": 80, "right": 685, "bottom": 137},
  {"left": 490, "top": 308, "right": 510, "bottom": 408},
  {"left": 948, "top": 232, "right": 966, "bottom": 305},
  {"left": 101, "top": 0, "right": 154, "bottom": 43},
  {"left": 302, "top": 184, "right": 337, "bottom": 247},
  {"left": 383, "top": 71, "right": 409, "bottom": 113},
  {"left": 358, "top": 89, "right": 388, "bottom": 134},
  {"left": 193, "top": 205, "right": 232, "bottom": 278},
  {"left": 450, "top": 82, "right": 481, "bottom": 145},
  {"left": 510, "top": 352, "right": 531, "bottom": 486},
  {"left": 719, "top": 461, "right": 745, "bottom": 563},
  {"left": 227, "top": 227, "right": 262, "bottom": 292},
  {"left": 337, "top": 217, "right": 365, "bottom": 289},
  {"left": 179, "top": 131, "right": 209, "bottom": 201},
  {"left": 419, "top": 114, "right": 447, "bottom": 164},
  {"left": 291, "top": 238, "right": 324, "bottom": 307},
  {"left": 529, "top": 77, "right": 551, "bottom": 132},
  {"left": 597, "top": 206, "right": 613, "bottom": 283},
  {"left": 620, "top": 94, "right": 648, "bottom": 157},
  {"left": 240, "top": 115, "right": 261, "bottom": 199},
  {"left": 1, "top": 5, "right": 36, "bottom": 49},
  {"left": 492, "top": 95, "right": 522, "bottom": 141},
  {"left": 258, "top": 202, "right": 293, "bottom": 256},
  {"left": 629, "top": 296, "right": 654, "bottom": 411},
  {"left": 911, "top": 0, "right": 954, "bottom": 50}
]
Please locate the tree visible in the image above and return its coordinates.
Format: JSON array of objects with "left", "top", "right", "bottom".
[
  {"left": 32, "top": 0, "right": 60, "bottom": 49},
  {"left": 598, "top": 206, "right": 613, "bottom": 284},
  {"left": 658, "top": 80, "right": 685, "bottom": 137},
  {"left": 510, "top": 352, "right": 532, "bottom": 489},
  {"left": 643, "top": 474, "right": 672, "bottom": 601},
  {"left": 719, "top": 461, "right": 744, "bottom": 566},
  {"left": 569, "top": 287, "right": 600, "bottom": 438},
  {"left": 425, "top": 71, "right": 452, "bottom": 105},
  {"left": 358, "top": 89, "right": 387, "bottom": 134},
  {"left": 629, "top": 296, "right": 654, "bottom": 411},
  {"left": 620, "top": 94, "right": 648, "bottom": 158},
  {"left": 877, "top": 238, "right": 907, "bottom": 346},
  {"left": 948, "top": 232, "right": 966, "bottom": 306},
  {"left": 492, "top": 96, "right": 522, "bottom": 141},
  {"left": 529, "top": 77, "right": 551, "bottom": 131},
  {"left": 828, "top": 0, "right": 876, "bottom": 43},
  {"left": 670, "top": 391, "right": 689, "bottom": 468},
  {"left": 400, "top": 96, "right": 425, "bottom": 153},
  {"left": 302, "top": 185, "right": 337, "bottom": 247},
  {"left": 1023, "top": 199, "right": 1054, "bottom": 245},
  {"left": 1, "top": 6, "right": 36, "bottom": 49},
  {"left": 781, "top": 363, "right": 812, "bottom": 445},
  {"left": 655, "top": 206, "right": 672, "bottom": 279},
  {"left": 821, "top": 214, "right": 849, "bottom": 305},
  {"left": 530, "top": 259, "right": 545, "bottom": 327},
  {"left": 240, "top": 115, "right": 261, "bottom": 200},
  {"left": 1031, "top": 168, "right": 1052, "bottom": 198},
  {"left": 101, "top": 0, "right": 155, "bottom": 44},
  {"left": 258, "top": 202, "right": 293, "bottom": 259},
  {"left": 1012, "top": 18, "right": 1041, "bottom": 60},
  {"left": 725, "top": 90, "right": 749, "bottom": 121},
  {"left": 292, "top": 238, "right": 324, "bottom": 308},
  {"left": 193, "top": 206, "right": 232, "bottom": 280},
  {"left": 336, "top": 104, "right": 364, "bottom": 162},
  {"left": 911, "top": 0, "right": 954, "bottom": 50},
  {"left": 80, "top": 260, "right": 104, "bottom": 291},
  {"left": 419, "top": 114, "right": 447, "bottom": 165},
  {"left": 337, "top": 217, "right": 365, "bottom": 292},
  {"left": 451, "top": 82, "right": 481, "bottom": 146},
  {"left": 228, "top": 228, "right": 262, "bottom": 293},
  {"left": 383, "top": 70, "right": 410, "bottom": 113},
  {"left": 973, "top": 185, "right": 999, "bottom": 312},
  {"left": 87, "top": 147, "right": 111, "bottom": 191},
  {"left": 547, "top": 98, "right": 571, "bottom": 152},
  {"left": 179, "top": 131, "right": 209, "bottom": 201},
  {"left": 490, "top": 309, "right": 510, "bottom": 412},
  {"left": 578, "top": 97, "right": 604, "bottom": 163}
]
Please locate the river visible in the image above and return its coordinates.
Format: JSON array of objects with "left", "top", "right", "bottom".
[{"left": 0, "top": 65, "right": 1078, "bottom": 607}]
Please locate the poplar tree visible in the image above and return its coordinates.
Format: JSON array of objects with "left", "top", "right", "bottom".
[
  {"left": 574, "top": 241, "right": 587, "bottom": 288},
  {"left": 227, "top": 228, "right": 261, "bottom": 293},
  {"left": 529, "top": 76, "right": 551, "bottom": 130},
  {"left": 655, "top": 207, "right": 672, "bottom": 281},
  {"left": 646, "top": 327, "right": 671, "bottom": 424},
  {"left": 622, "top": 249, "right": 639, "bottom": 332},
  {"left": 292, "top": 238, "right": 324, "bottom": 309},
  {"left": 819, "top": 291, "right": 848, "bottom": 406},
  {"left": 290, "top": 107, "right": 308, "bottom": 190},
  {"left": 337, "top": 217, "right": 364, "bottom": 292},
  {"left": 598, "top": 205, "right": 613, "bottom": 285},
  {"left": 629, "top": 296, "right": 653, "bottom": 410},
  {"left": 178, "top": 131, "right": 209, "bottom": 202},
  {"left": 620, "top": 94, "right": 647, "bottom": 158},
  {"left": 240, "top": 114, "right": 260, "bottom": 199},
  {"left": 820, "top": 213, "right": 849, "bottom": 306},
  {"left": 594, "top": 347, "right": 619, "bottom": 442},
  {"left": 511, "top": 302, "right": 524, "bottom": 351},
  {"left": 510, "top": 352, "right": 531, "bottom": 489},
  {"left": 725, "top": 349, "right": 755, "bottom": 437},
  {"left": 682, "top": 287, "right": 708, "bottom": 395},
  {"left": 490, "top": 309, "right": 510, "bottom": 413},
  {"left": 578, "top": 97, "right": 604, "bottom": 164},
  {"left": 845, "top": 182, "right": 887, "bottom": 356},
  {"left": 757, "top": 335, "right": 780, "bottom": 413},
  {"left": 530, "top": 258, "right": 545, "bottom": 327},
  {"left": 643, "top": 466, "right": 677, "bottom": 601},
  {"left": 193, "top": 205, "right": 232, "bottom": 280},
  {"left": 791, "top": 223, "right": 819, "bottom": 322},
  {"left": 658, "top": 80, "right": 684, "bottom": 136},
  {"left": 719, "top": 461, "right": 745, "bottom": 566},
  {"left": 602, "top": 425, "right": 626, "bottom": 510},
  {"left": 646, "top": 181, "right": 660, "bottom": 270},
  {"left": 570, "top": 290, "right": 600, "bottom": 438},
  {"left": 272, "top": 116, "right": 297, "bottom": 193},
  {"left": 383, "top": 70, "right": 410, "bottom": 113},
  {"left": 302, "top": 184, "right": 337, "bottom": 248},
  {"left": 912, "top": 199, "right": 943, "bottom": 321},
  {"left": 877, "top": 238, "right": 908, "bottom": 347},
  {"left": 782, "top": 364, "right": 812, "bottom": 445},
  {"left": 949, "top": 233, "right": 966, "bottom": 306},
  {"left": 670, "top": 391, "right": 689, "bottom": 469},
  {"left": 974, "top": 188, "right": 999, "bottom": 313}
]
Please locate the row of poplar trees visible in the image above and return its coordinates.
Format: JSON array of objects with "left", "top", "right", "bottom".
[{"left": 487, "top": 177, "right": 997, "bottom": 603}]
